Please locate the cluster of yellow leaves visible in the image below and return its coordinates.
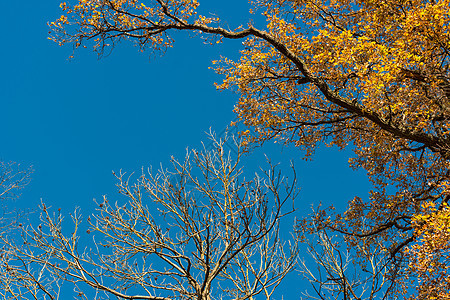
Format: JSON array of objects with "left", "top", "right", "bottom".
[
  {"left": 221, "top": 0, "right": 450, "bottom": 144},
  {"left": 409, "top": 194, "right": 450, "bottom": 299},
  {"left": 49, "top": 0, "right": 206, "bottom": 53}
]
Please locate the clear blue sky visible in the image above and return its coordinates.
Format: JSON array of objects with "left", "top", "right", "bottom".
[{"left": 1, "top": 0, "right": 371, "bottom": 298}]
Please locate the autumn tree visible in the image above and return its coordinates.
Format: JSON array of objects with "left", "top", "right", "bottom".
[
  {"left": 1, "top": 134, "right": 299, "bottom": 299},
  {"left": 47, "top": 0, "right": 450, "bottom": 298}
]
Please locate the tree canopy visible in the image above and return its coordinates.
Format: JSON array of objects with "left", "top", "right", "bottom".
[{"left": 46, "top": 0, "right": 450, "bottom": 298}]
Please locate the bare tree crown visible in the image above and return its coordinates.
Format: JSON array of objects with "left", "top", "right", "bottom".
[{"left": 1, "top": 134, "right": 299, "bottom": 300}]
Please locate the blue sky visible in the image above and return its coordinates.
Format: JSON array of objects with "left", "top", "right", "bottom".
[{"left": 1, "top": 0, "right": 371, "bottom": 298}]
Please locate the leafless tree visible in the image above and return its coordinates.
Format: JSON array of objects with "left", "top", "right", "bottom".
[
  {"left": 0, "top": 161, "right": 33, "bottom": 299},
  {"left": 0, "top": 133, "right": 299, "bottom": 300},
  {"left": 297, "top": 212, "right": 394, "bottom": 300},
  {"left": 0, "top": 161, "right": 32, "bottom": 202},
  {"left": 0, "top": 161, "right": 32, "bottom": 233}
]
